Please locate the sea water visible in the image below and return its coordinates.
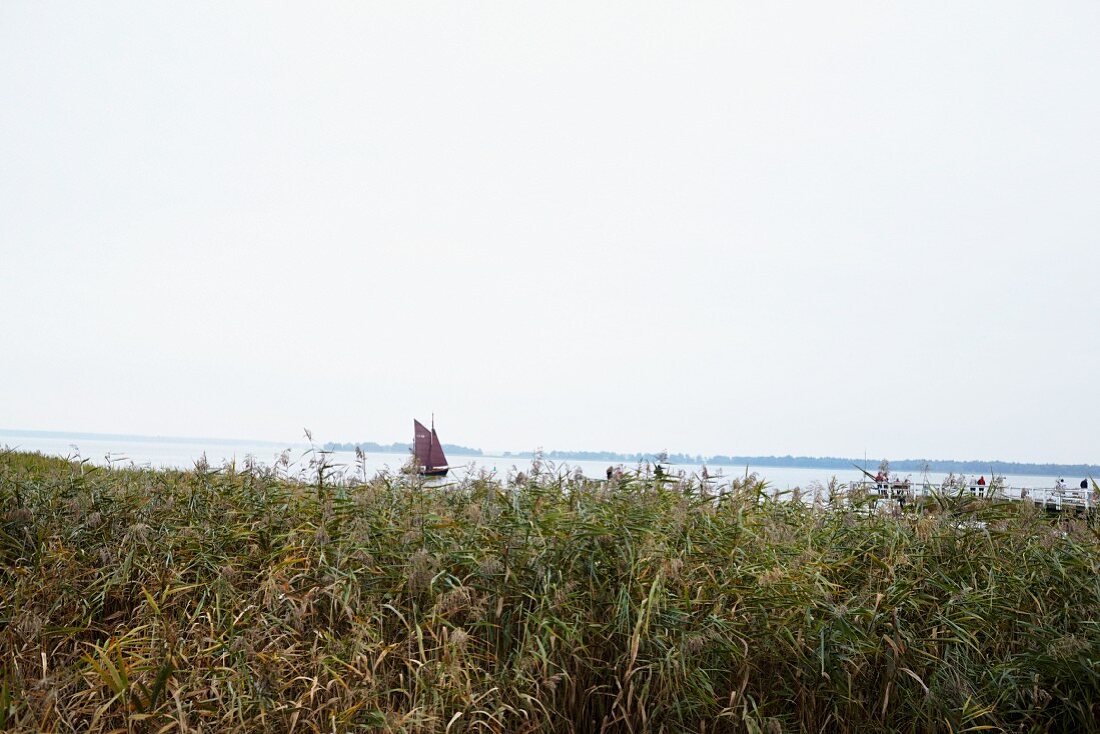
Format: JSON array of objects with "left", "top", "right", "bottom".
[{"left": 0, "top": 430, "right": 1073, "bottom": 491}]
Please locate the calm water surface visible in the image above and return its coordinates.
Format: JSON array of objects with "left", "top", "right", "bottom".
[{"left": 2, "top": 431, "right": 1076, "bottom": 490}]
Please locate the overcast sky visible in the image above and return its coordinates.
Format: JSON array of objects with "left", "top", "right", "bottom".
[{"left": 2, "top": 2, "right": 1098, "bottom": 463}]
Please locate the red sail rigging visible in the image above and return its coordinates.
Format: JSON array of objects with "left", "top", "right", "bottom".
[
  {"left": 413, "top": 420, "right": 433, "bottom": 467},
  {"left": 428, "top": 428, "right": 448, "bottom": 469},
  {"left": 413, "top": 419, "right": 449, "bottom": 470}
]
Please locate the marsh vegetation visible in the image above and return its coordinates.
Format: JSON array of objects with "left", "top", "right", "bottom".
[{"left": 1, "top": 449, "right": 1097, "bottom": 732}]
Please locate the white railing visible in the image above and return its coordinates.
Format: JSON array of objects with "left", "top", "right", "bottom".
[{"left": 853, "top": 480, "right": 1095, "bottom": 512}]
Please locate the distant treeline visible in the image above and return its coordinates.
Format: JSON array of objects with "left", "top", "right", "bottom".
[
  {"left": 323, "top": 441, "right": 484, "bottom": 457},
  {"left": 324, "top": 442, "right": 1098, "bottom": 478},
  {"left": 525, "top": 452, "right": 1099, "bottom": 478}
]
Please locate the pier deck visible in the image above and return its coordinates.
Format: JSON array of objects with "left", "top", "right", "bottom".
[{"left": 853, "top": 480, "right": 1096, "bottom": 513}]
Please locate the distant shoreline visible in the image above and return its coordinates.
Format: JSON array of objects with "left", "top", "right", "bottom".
[
  {"left": 0, "top": 427, "right": 296, "bottom": 448},
  {"left": 3, "top": 429, "right": 1095, "bottom": 479},
  {"left": 323, "top": 442, "right": 1099, "bottom": 479}
]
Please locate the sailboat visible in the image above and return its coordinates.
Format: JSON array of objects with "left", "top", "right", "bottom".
[{"left": 413, "top": 417, "right": 449, "bottom": 477}]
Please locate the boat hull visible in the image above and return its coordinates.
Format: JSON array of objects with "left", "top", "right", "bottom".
[{"left": 419, "top": 467, "right": 449, "bottom": 477}]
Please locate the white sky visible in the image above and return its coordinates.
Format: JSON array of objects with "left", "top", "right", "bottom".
[{"left": 2, "top": 2, "right": 1098, "bottom": 463}]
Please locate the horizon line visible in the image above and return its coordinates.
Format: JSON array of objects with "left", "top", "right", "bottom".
[
  {"left": 3, "top": 427, "right": 1096, "bottom": 471},
  {"left": 0, "top": 427, "right": 299, "bottom": 448}
]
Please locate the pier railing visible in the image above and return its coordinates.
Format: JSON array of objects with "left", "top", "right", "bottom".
[{"left": 852, "top": 480, "right": 1096, "bottom": 513}]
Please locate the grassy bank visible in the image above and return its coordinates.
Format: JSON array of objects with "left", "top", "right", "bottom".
[{"left": 1, "top": 449, "right": 1098, "bottom": 732}]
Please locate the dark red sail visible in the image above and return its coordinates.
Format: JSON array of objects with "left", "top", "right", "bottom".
[
  {"left": 413, "top": 420, "right": 433, "bottom": 467},
  {"left": 428, "top": 427, "right": 448, "bottom": 469}
]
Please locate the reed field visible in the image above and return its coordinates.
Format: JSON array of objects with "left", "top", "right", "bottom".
[{"left": 0, "top": 448, "right": 1098, "bottom": 733}]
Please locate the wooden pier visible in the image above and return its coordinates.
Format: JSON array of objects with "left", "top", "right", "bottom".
[{"left": 853, "top": 480, "right": 1096, "bottom": 514}]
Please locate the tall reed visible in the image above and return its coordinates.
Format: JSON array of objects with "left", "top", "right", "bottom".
[{"left": 1, "top": 450, "right": 1097, "bottom": 732}]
